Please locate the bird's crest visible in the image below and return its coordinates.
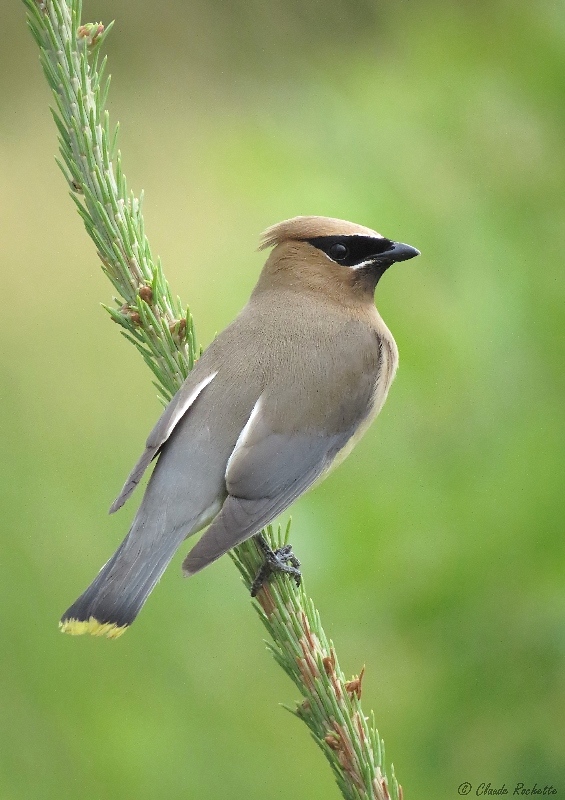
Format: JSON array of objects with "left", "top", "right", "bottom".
[{"left": 259, "top": 216, "right": 382, "bottom": 250}]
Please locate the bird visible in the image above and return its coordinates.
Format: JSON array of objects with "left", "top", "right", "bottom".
[{"left": 60, "top": 216, "right": 419, "bottom": 638}]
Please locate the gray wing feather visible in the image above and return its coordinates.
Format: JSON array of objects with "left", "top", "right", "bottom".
[
  {"left": 109, "top": 371, "right": 217, "bottom": 513},
  {"left": 224, "top": 396, "right": 344, "bottom": 499},
  {"left": 182, "top": 427, "right": 348, "bottom": 576}
]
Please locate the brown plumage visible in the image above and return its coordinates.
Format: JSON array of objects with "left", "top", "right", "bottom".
[
  {"left": 60, "top": 216, "right": 419, "bottom": 637},
  {"left": 259, "top": 215, "right": 384, "bottom": 249}
]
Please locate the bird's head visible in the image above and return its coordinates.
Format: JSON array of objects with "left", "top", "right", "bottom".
[{"left": 256, "top": 216, "right": 419, "bottom": 301}]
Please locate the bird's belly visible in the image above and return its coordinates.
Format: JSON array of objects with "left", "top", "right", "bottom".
[
  {"left": 323, "top": 385, "right": 383, "bottom": 477},
  {"left": 315, "top": 334, "right": 398, "bottom": 484}
]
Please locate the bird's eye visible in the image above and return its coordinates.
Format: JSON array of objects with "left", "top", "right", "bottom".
[{"left": 329, "top": 243, "right": 349, "bottom": 261}]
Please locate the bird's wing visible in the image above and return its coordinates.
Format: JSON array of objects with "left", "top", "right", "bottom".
[
  {"left": 182, "top": 395, "right": 351, "bottom": 575},
  {"left": 109, "top": 371, "right": 218, "bottom": 513}
]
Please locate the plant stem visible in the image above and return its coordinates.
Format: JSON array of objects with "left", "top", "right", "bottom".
[{"left": 23, "top": 2, "right": 402, "bottom": 798}]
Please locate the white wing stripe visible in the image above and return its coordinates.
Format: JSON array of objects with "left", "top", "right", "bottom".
[
  {"left": 225, "top": 394, "right": 263, "bottom": 478},
  {"left": 161, "top": 372, "right": 218, "bottom": 441}
]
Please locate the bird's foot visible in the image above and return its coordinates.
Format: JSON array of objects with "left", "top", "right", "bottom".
[{"left": 250, "top": 534, "right": 302, "bottom": 597}]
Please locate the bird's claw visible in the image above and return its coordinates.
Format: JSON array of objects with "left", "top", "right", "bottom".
[{"left": 250, "top": 535, "right": 302, "bottom": 596}]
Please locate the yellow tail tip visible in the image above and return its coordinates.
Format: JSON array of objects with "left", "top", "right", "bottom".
[{"left": 59, "top": 617, "right": 128, "bottom": 639}]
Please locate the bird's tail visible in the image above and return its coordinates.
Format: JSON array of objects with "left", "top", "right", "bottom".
[{"left": 59, "top": 520, "right": 187, "bottom": 639}]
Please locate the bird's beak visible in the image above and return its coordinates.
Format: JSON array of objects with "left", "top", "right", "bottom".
[{"left": 385, "top": 242, "right": 420, "bottom": 263}]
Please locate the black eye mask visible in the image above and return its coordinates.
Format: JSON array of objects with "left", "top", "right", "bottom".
[{"left": 305, "top": 235, "right": 394, "bottom": 267}]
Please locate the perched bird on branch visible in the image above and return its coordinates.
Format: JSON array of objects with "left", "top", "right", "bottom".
[{"left": 60, "top": 216, "right": 419, "bottom": 638}]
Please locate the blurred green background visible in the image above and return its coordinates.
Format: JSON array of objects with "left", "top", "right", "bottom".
[{"left": 1, "top": 1, "right": 564, "bottom": 798}]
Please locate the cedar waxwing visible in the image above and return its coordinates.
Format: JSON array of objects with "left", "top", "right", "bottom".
[{"left": 60, "top": 216, "right": 419, "bottom": 638}]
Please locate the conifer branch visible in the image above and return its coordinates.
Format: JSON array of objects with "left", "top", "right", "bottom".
[{"left": 23, "top": 2, "right": 402, "bottom": 797}]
